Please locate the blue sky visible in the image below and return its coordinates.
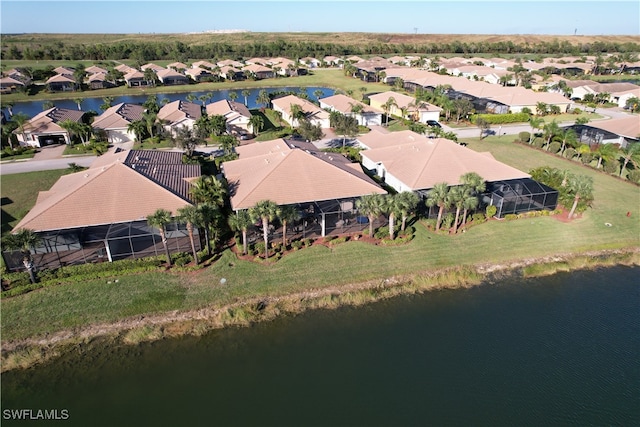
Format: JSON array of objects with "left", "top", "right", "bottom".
[{"left": 1, "top": 1, "right": 638, "bottom": 35}]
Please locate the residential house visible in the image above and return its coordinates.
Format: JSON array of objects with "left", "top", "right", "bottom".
[
  {"left": 4, "top": 149, "right": 201, "bottom": 271},
  {"left": 53, "top": 66, "right": 75, "bottom": 76},
  {"left": 300, "top": 57, "right": 321, "bottom": 68},
  {"left": 217, "top": 59, "right": 244, "bottom": 69},
  {"left": 85, "top": 65, "right": 108, "bottom": 75},
  {"left": 167, "top": 62, "right": 188, "bottom": 71},
  {"left": 13, "top": 107, "right": 85, "bottom": 147},
  {"left": 271, "top": 94, "right": 331, "bottom": 128},
  {"left": 91, "top": 103, "right": 145, "bottom": 143},
  {"left": 218, "top": 65, "right": 243, "bottom": 81},
  {"left": 185, "top": 67, "right": 214, "bottom": 82},
  {"left": 191, "top": 60, "right": 217, "bottom": 70},
  {"left": 46, "top": 74, "right": 78, "bottom": 92},
  {"left": 206, "top": 99, "right": 252, "bottom": 135},
  {"left": 156, "top": 68, "right": 190, "bottom": 86},
  {"left": 244, "top": 57, "right": 269, "bottom": 66},
  {"left": 242, "top": 64, "right": 275, "bottom": 80},
  {"left": 611, "top": 87, "right": 640, "bottom": 108},
  {"left": 222, "top": 138, "right": 386, "bottom": 236},
  {"left": 319, "top": 94, "right": 383, "bottom": 126},
  {"left": 358, "top": 130, "right": 557, "bottom": 218},
  {"left": 570, "top": 116, "right": 640, "bottom": 148},
  {"left": 0, "top": 76, "right": 26, "bottom": 94},
  {"left": 322, "top": 56, "right": 342, "bottom": 67},
  {"left": 124, "top": 70, "right": 153, "bottom": 87},
  {"left": 569, "top": 81, "right": 639, "bottom": 101},
  {"left": 4, "top": 68, "right": 32, "bottom": 85},
  {"left": 114, "top": 64, "right": 137, "bottom": 75},
  {"left": 368, "top": 91, "right": 442, "bottom": 123},
  {"left": 157, "top": 100, "right": 202, "bottom": 135},
  {"left": 88, "top": 73, "right": 115, "bottom": 90}
]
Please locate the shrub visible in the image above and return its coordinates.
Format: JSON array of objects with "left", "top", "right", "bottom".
[
  {"left": 533, "top": 139, "right": 545, "bottom": 149},
  {"left": 323, "top": 236, "right": 336, "bottom": 244},
  {"left": 603, "top": 161, "right": 618, "bottom": 175},
  {"left": 470, "top": 112, "right": 530, "bottom": 125},
  {"left": 572, "top": 108, "right": 583, "bottom": 114},
  {"left": 471, "top": 212, "right": 487, "bottom": 223},
  {"left": 374, "top": 226, "right": 389, "bottom": 239},
  {"left": 628, "top": 170, "right": 640, "bottom": 184},
  {"left": 331, "top": 236, "right": 348, "bottom": 245},
  {"left": 581, "top": 153, "right": 594, "bottom": 165},
  {"left": 504, "top": 214, "right": 518, "bottom": 221},
  {"left": 398, "top": 226, "right": 415, "bottom": 237},
  {"left": 518, "top": 131, "right": 530, "bottom": 142},
  {"left": 486, "top": 205, "right": 497, "bottom": 218},
  {"left": 173, "top": 252, "right": 193, "bottom": 267},
  {"left": 441, "top": 213, "right": 454, "bottom": 230},
  {"left": 564, "top": 148, "right": 577, "bottom": 159},
  {"left": 549, "top": 141, "right": 562, "bottom": 154},
  {"left": 422, "top": 219, "right": 437, "bottom": 230},
  {"left": 254, "top": 241, "right": 266, "bottom": 255},
  {"left": 303, "top": 239, "right": 312, "bottom": 247},
  {"left": 291, "top": 240, "right": 303, "bottom": 250}
]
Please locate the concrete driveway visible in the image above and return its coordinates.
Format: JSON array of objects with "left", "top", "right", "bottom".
[{"left": 32, "top": 144, "right": 67, "bottom": 161}]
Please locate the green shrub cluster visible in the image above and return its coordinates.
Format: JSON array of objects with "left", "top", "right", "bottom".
[
  {"left": 374, "top": 226, "right": 389, "bottom": 239},
  {"left": 471, "top": 212, "right": 487, "bottom": 223},
  {"left": 172, "top": 252, "right": 193, "bottom": 267},
  {"left": 1, "top": 146, "right": 37, "bottom": 158},
  {"left": 470, "top": 112, "right": 530, "bottom": 124},
  {"left": 518, "top": 131, "right": 531, "bottom": 142}
]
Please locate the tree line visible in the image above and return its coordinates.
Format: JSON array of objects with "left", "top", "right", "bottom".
[{"left": 3, "top": 39, "right": 639, "bottom": 62}]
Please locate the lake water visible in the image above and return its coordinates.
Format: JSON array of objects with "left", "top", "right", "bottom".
[
  {"left": 4, "top": 86, "right": 335, "bottom": 118},
  {"left": 1, "top": 265, "right": 639, "bottom": 426}
]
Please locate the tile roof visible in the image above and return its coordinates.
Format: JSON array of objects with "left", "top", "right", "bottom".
[
  {"left": 360, "top": 130, "right": 529, "bottom": 190},
  {"left": 319, "top": 94, "right": 383, "bottom": 114},
  {"left": 368, "top": 91, "right": 442, "bottom": 111},
  {"left": 205, "top": 99, "right": 251, "bottom": 119},
  {"left": 587, "top": 116, "right": 640, "bottom": 138},
  {"left": 223, "top": 139, "right": 385, "bottom": 210},
  {"left": 92, "top": 103, "right": 145, "bottom": 130},
  {"left": 16, "top": 108, "right": 84, "bottom": 135},
  {"left": 46, "top": 74, "right": 76, "bottom": 84},
  {"left": 271, "top": 94, "right": 330, "bottom": 122},
  {"left": 14, "top": 156, "right": 195, "bottom": 232},
  {"left": 157, "top": 100, "right": 202, "bottom": 123},
  {"left": 85, "top": 65, "right": 108, "bottom": 74}
]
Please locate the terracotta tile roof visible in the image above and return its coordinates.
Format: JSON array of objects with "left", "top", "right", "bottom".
[
  {"left": 217, "top": 59, "right": 244, "bottom": 68},
  {"left": 141, "top": 63, "right": 165, "bottom": 72},
  {"left": 156, "top": 68, "right": 187, "bottom": 79},
  {"left": 205, "top": 99, "right": 251, "bottom": 119},
  {"left": 319, "top": 94, "right": 383, "bottom": 114},
  {"left": 92, "top": 103, "right": 145, "bottom": 130},
  {"left": 192, "top": 60, "right": 217, "bottom": 69},
  {"left": 124, "top": 70, "right": 145, "bottom": 81},
  {"left": 360, "top": 131, "right": 529, "bottom": 190},
  {"left": 157, "top": 100, "right": 202, "bottom": 123},
  {"left": 271, "top": 94, "right": 330, "bottom": 122},
  {"left": 85, "top": 65, "right": 107, "bottom": 74},
  {"left": 46, "top": 74, "right": 75, "bottom": 84},
  {"left": 368, "top": 91, "right": 442, "bottom": 112},
  {"left": 115, "top": 64, "right": 137, "bottom": 74},
  {"left": 242, "top": 63, "right": 273, "bottom": 73},
  {"left": 16, "top": 108, "right": 84, "bottom": 135},
  {"left": 0, "top": 76, "right": 25, "bottom": 87},
  {"left": 185, "top": 67, "right": 212, "bottom": 78},
  {"left": 167, "top": 62, "right": 188, "bottom": 69},
  {"left": 587, "top": 116, "right": 640, "bottom": 138},
  {"left": 223, "top": 140, "right": 385, "bottom": 210},
  {"left": 14, "top": 160, "right": 194, "bottom": 232},
  {"left": 88, "top": 73, "right": 107, "bottom": 82},
  {"left": 53, "top": 66, "right": 74, "bottom": 75}
]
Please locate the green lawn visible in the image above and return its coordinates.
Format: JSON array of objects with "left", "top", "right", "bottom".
[{"left": 2, "top": 133, "right": 639, "bottom": 342}]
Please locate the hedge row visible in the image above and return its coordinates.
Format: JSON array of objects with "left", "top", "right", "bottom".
[{"left": 471, "top": 112, "right": 531, "bottom": 124}]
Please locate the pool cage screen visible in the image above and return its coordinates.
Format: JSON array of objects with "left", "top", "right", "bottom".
[{"left": 484, "top": 178, "right": 558, "bottom": 218}]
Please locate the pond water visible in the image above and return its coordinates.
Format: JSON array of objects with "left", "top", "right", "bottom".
[
  {"left": 4, "top": 86, "right": 335, "bottom": 118},
  {"left": 1, "top": 265, "right": 639, "bottom": 426}
]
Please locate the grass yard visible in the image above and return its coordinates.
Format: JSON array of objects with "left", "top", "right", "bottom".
[{"left": 1, "top": 169, "right": 69, "bottom": 234}]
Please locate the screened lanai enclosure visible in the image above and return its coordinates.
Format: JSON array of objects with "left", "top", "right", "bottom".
[
  {"left": 484, "top": 178, "right": 559, "bottom": 218},
  {"left": 2, "top": 220, "right": 200, "bottom": 272}
]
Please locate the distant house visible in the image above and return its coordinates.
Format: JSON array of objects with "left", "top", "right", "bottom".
[
  {"left": 115, "top": 64, "right": 137, "bottom": 75},
  {"left": 242, "top": 64, "right": 275, "bottom": 80},
  {"left": 156, "top": 68, "right": 190, "bottom": 86},
  {"left": 53, "top": 66, "right": 75, "bottom": 76},
  {"left": 569, "top": 81, "right": 639, "bottom": 101},
  {"left": 46, "top": 74, "right": 78, "bottom": 92},
  {"left": 319, "top": 94, "right": 383, "bottom": 126},
  {"left": 368, "top": 91, "right": 442, "bottom": 123},
  {"left": 85, "top": 65, "right": 108, "bottom": 75},
  {"left": 4, "top": 68, "right": 32, "bottom": 85},
  {"left": 14, "top": 107, "right": 85, "bottom": 147},
  {"left": 323, "top": 56, "right": 342, "bottom": 67},
  {"left": 206, "top": 99, "right": 252, "bottom": 135},
  {"left": 300, "top": 57, "right": 321, "bottom": 68},
  {"left": 222, "top": 139, "right": 386, "bottom": 237},
  {"left": 0, "top": 76, "right": 26, "bottom": 94},
  {"left": 358, "top": 130, "right": 557, "bottom": 218},
  {"left": 569, "top": 116, "right": 640, "bottom": 148},
  {"left": 218, "top": 65, "right": 243, "bottom": 81},
  {"left": 157, "top": 100, "right": 202, "bottom": 135},
  {"left": 88, "top": 73, "right": 115, "bottom": 90},
  {"left": 167, "top": 62, "right": 188, "bottom": 71},
  {"left": 3, "top": 149, "right": 201, "bottom": 271},
  {"left": 217, "top": 59, "right": 244, "bottom": 69},
  {"left": 271, "top": 94, "right": 330, "bottom": 128},
  {"left": 124, "top": 70, "right": 153, "bottom": 87},
  {"left": 140, "top": 63, "right": 165, "bottom": 72},
  {"left": 91, "top": 103, "right": 145, "bottom": 143},
  {"left": 611, "top": 87, "right": 640, "bottom": 108},
  {"left": 185, "top": 67, "right": 214, "bottom": 82}
]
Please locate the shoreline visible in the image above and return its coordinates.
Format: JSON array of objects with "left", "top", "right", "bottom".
[{"left": 2, "top": 247, "right": 638, "bottom": 373}]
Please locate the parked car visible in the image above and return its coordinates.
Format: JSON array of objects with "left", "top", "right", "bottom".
[
  {"left": 426, "top": 120, "right": 441, "bottom": 128},
  {"left": 238, "top": 132, "right": 254, "bottom": 140}
]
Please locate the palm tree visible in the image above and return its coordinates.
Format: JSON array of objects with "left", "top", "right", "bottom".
[
  {"left": 190, "top": 175, "right": 228, "bottom": 207},
  {"left": 58, "top": 119, "right": 80, "bottom": 145},
  {"left": 460, "top": 172, "right": 486, "bottom": 227},
  {"left": 594, "top": 143, "right": 618, "bottom": 169},
  {"left": 11, "top": 112, "right": 30, "bottom": 149},
  {"left": 382, "top": 194, "right": 402, "bottom": 240},
  {"left": 566, "top": 174, "right": 594, "bottom": 219},
  {"left": 425, "top": 182, "right": 451, "bottom": 232},
  {"left": 447, "top": 186, "right": 466, "bottom": 234},
  {"left": 619, "top": 143, "right": 640, "bottom": 179},
  {"left": 3, "top": 100, "right": 15, "bottom": 117},
  {"left": 461, "top": 191, "right": 479, "bottom": 228},
  {"left": 249, "top": 200, "right": 279, "bottom": 259},
  {"left": 395, "top": 191, "right": 420, "bottom": 232},
  {"left": 257, "top": 89, "right": 271, "bottom": 109},
  {"left": 543, "top": 120, "right": 560, "bottom": 151},
  {"left": 355, "top": 193, "right": 386, "bottom": 237},
  {"left": 197, "top": 203, "right": 222, "bottom": 256},
  {"left": 146, "top": 208, "right": 174, "bottom": 266},
  {"left": 228, "top": 91, "right": 238, "bottom": 103},
  {"left": 186, "top": 93, "right": 197, "bottom": 103},
  {"left": 313, "top": 89, "right": 324, "bottom": 102},
  {"left": 278, "top": 204, "right": 300, "bottom": 246},
  {"left": 4, "top": 229, "right": 41, "bottom": 284},
  {"left": 100, "top": 96, "right": 113, "bottom": 112},
  {"left": 177, "top": 205, "right": 203, "bottom": 265},
  {"left": 382, "top": 97, "right": 397, "bottom": 126},
  {"left": 557, "top": 128, "right": 577, "bottom": 155},
  {"left": 528, "top": 116, "right": 544, "bottom": 144},
  {"left": 249, "top": 114, "right": 264, "bottom": 136},
  {"left": 127, "top": 119, "right": 147, "bottom": 142},
  {"left": 289, "top": 103, "right": 305, "bottom": 127},
  {"left": 228, "top": 210, "right": 253, "bottom": 255},
  {"left": 73, "top": 98, "right": 83, "bottom": 111},
  {"left": 143, "top": 111, "right": 157, "bottom": 139},
  {"left": 241, "top": 89, "right": 251, "bottom": 106},
  {"left": 198, "top": 94, "right": 209, "bottom": 107}
]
